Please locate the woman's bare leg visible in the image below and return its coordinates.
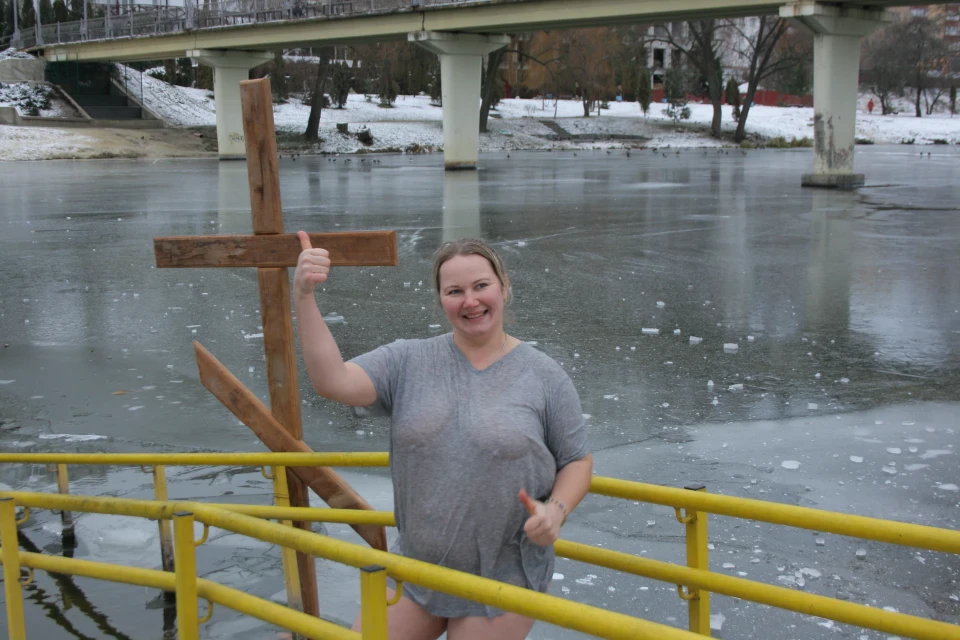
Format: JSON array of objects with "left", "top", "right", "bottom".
[
  {"left": 351, "top": 587, "right": 447, "bottom": 640},
  {"left": 446, "top": 613, "right": 537, "bottom": 640}
]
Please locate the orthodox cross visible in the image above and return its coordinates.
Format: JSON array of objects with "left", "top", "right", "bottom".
[{"left": 153, "top": 78, "right": 394, "bottom": 618}]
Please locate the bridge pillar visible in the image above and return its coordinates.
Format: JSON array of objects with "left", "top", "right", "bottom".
[
  {"left": 780, "top": 2, "right": 891, "bottom": 189},
  {"left": 188, "top": 49, "right": 274, "bottom": 160},
  {"left": 409, "top": 31, "right": 510, "bottom": 170}
]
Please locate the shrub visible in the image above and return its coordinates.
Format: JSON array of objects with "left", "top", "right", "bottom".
[{"left": 932, "top": 139, "right": 948, "bottom": 145}]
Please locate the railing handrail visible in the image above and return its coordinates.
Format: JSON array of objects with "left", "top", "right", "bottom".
[
  {"left": 17, "top": 550, "right": 360, "bottom": 640},
  {"left": 0, "top": 494, "right": 703, "bottom": 640},
  {"left": 3, "top": 489, "right": 958, "bottom": 640},
  {"left": 4, "top": 451, "right": 959, "bottom": 555}
]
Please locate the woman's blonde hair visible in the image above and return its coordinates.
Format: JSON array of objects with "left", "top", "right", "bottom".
[{"left": 432, "top": 238, "right": 510, "bottom": 302}]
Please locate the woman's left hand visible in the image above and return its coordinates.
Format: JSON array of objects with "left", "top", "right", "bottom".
[{"left": 519, "top": 489, "right": 564, "bottom": 547}]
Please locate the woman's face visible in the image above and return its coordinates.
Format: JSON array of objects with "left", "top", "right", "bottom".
[{"left": 438, "top": 254, "right": 507, "bottom": 341}]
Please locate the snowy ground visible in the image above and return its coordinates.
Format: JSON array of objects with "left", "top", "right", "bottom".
[{"left": 1, "top": 65, "right": 959, "bottom": 160}]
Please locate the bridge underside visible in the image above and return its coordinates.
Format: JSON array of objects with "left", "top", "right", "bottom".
[{"left": 36, "top": 0, "right": 909, "bottom": 63}]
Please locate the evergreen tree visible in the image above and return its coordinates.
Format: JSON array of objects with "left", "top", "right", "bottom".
[
  {"left": 52, "top": 0, "right": 67, "bottom": 23},
  {"left": 0, "top": 0, "right": 8, "bottom": 39},
  {"left": 38, "top": 0, "right": 54, "bottom": 25},
  {"left": 271, "top": 51, "right": 288, "bottom": 101},
  {"left": 724, "top": 77, "right": 741, "bottom": 121},
  {"left": 331, "top": 61, "right": 351, "bottom": 108},
  {"left": 68, "top": 0, "right": 83, "bottom": 21},
  {"left": 636, "top": 67, "right": 651, "bottom": 115},
  {"left": 378, "top": 61, "right": 397, "bottom": 106},
  {"left": 19, "top": 0, "right": 35, "bottom": 29},
  {"left": 951, "top": 84, "right": 957, "bottom": 117},
  {"left": 427, "top": 57, "right": 441, "bottom": 106}
]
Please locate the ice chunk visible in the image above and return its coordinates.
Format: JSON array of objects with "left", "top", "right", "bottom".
[
  {"left": 886, "top": 448, "right": 901, "bottom": 454},
  {"left": 689, "top": 336, "right": 703, "bottom": 345},
  {"left": 882, "top": 466, "right": 897, "bottom": 475},
  {"left": 781, "top": 460, "right": 801, "bottom": 470},
  {"left": 516, "top": 241, "right": 527, "bottom": 247},
  {"left": 723, "top": 343, "right": 739, "bottom": 352},
  {"left": 711, "top": 397, "right": 719, "bottom": 405},
  {"left": 920, "top": 450, "right": 951, "bottom": 459},
  {"left": 243, "top": 332, "right": 264, "bottom": 339},
  {"left": 0, "top": 380, "right": 13, "bottom": 384},
  {"left": 747, "top": 336, "right": 755, "bottom": 342},
  {"left": 661, "top": 402, "right": 670, "bottom": 408},
  {"left": 553, "top": 573, "right": 564, "bottom": 580},
  {"left": 937, "top": 484, "right": 959, "bottom": 492},
  {"left": 324, "top": 314, "right": 346, "bottom": 324},
  {"left": 722, "top": 563, "right": 735, "bottom": 569},
  {"left": 575, "top": 574, "right": 597, "bottom": 586},
  {"left": 428, "top": 324, "right": 441, "bottom": 329},
  {"left": 641, "top": 328, "right": 659, "bottom": 335},
  {"left": 710, "top": 613, "right": 726, "bottom": 631},
  {"left": 656, "top": 301, "right": 665, "bottom": 307},
  {"left": 707, "top": 380, "right": 714, "bottom": 388},
  {"left": 840, "top": 377, "right": 850, "bottom": 384},
  {"left": 807, "top": 403, "right": 819, "bottom": 410},
  {"left": 815, "top": 372, "right": 821, "bottom": 379},
  {"left": 646, "top": 520, "right": 656, "bottom": 527},
  {"left": 904, "top": 464, "right": 929, "bottom": 471},
  {"left": 728, "top": 383, "right": 744, "bottom": 391},
  {"left": 849, "top": 456, "right": 863, "bottom": 463},
  {"left": 128, "top": 406, "right": 144, "bottom": 411},
  {"left": 673, "top": 328, "right": 681, "bottom": 335},
  {"left": 800, "top": 568, "right": 821, "bottom": 578},
  {"left": 815, "top": 538, "right": 825, "bottom": 546}
]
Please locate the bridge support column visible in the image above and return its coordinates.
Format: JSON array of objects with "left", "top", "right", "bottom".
[
  {"left": 780, "top": 2, "right": 891, "bottom": 189},
  {"left": 409, "top": 31, "right": 510, "bottom": 170},
  {"left": 188, "top": 49, "right": 274, "bottom": 160}
]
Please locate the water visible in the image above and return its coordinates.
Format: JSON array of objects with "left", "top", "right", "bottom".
[{"left": 1, "top": 147, "right": 959, "bottom": 638}]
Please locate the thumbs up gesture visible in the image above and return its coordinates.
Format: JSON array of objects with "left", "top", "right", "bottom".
[
  {"left": 293, "top": 230, "right": 331, "bottom": 298},
  {"left": 519, "top": 489, "right": 564, "bottom": 547}
]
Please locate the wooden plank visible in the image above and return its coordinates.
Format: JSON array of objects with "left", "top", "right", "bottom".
[
  {"left": 257, "top": 266, "right": 319, "bottom": 616},
  {"left": 240, "top": 78, "right": 283, "bottom": 235},
  {"left": 194, "top": 340, "right": 388, "bottom": 551},
  {"left": 154, "top": 231, "right": 398, "bottom": 269}
]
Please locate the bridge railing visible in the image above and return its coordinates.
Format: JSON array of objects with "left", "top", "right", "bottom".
[{"left": 7, "top": 0, "right": 460, "bottom": 51}]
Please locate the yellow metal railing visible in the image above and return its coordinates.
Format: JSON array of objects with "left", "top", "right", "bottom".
[{"left": 1, "top": 452, "right": 959, "bottom": 640}]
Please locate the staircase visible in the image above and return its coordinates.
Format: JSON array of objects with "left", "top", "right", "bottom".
[{"left": 70, "top": 93, "right": 143, "bottom": 120}]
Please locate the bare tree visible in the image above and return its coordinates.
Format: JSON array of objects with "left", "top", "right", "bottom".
[
  {"left": 900, "top": 17, "right": 949, "bottom": 117},
  {"left": 304, "top": 47, "right": 332, "bottom": 143},
  {"left": 479, "top": 48, "right": 506, "bottom": 134},
  {"left": 728, "top": 16, "right": 806, "bottom": 142},
  {"left": 664, "top": 20, "right": 725, "bottom": 137},
  {"left": 862, "top": 26, "right": 908, "bottom": 115},
  {"left": 554, "top": 28, "right": 618, "bottom": 117}
]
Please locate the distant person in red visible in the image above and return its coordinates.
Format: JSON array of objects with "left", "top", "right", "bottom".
[{"left": 867, "top": 98, "right": 875, "bottom": 114}]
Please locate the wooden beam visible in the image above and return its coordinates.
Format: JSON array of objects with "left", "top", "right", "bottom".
[
  {"left": 154, "top": 231, "right": 398, "bottom": 269},
  {"left": 240, "top": 76, "right": 318, "bottom": 617},
  {"left": 194, "top": 341, "right": 388, "bottom": 551},
  {"left": 241, "top": 78, "right": 284, "bottom": 234}
]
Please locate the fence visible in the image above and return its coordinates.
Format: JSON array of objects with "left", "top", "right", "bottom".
[{"left": 1, "top": 452, "right": 959, "bottom": 639}]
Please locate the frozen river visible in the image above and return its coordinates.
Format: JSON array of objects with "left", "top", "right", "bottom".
[{"left": 1, "top": 146, "right": 959, "bottom": 639}]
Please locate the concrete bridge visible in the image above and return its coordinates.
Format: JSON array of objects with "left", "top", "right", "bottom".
[{"left": 9, "top": 0, "right": 930, "bottom": 187}]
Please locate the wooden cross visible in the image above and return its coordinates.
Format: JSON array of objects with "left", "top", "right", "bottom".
[{"left": 152, "top": 78, "right": 394, "bottom": 618}]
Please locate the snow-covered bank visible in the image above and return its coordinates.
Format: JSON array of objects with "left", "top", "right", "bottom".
[{"left": 3, "top": 68, "right": 960, "bottom": 160}]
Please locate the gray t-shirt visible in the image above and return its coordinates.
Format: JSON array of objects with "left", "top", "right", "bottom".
[{"left": 350, "top": 333, "right": 589, "bottom": 618}]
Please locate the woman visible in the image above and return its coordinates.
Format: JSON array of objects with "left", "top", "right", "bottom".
[{"left": 294, "top": 232, "right": 593, "bottom": 640}]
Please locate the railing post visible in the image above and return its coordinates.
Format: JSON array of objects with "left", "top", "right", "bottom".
[
  {"left": 359, "top": 565, "right": 388, "bottom": 640},
  {"left": 271, "top": 465, "right": 304, "bottom": 612},
  {"left": 173, "top": 511, "right": 200, "bottom": 640},
  {"left": 679, "top": 484, "right": 711, "bottom": 636},
  {"left": 0, "top": 498, "right": 27, "bottom": 640},
  {"left": 151, "top": 466, "right": 176, "bottom": 582},
  {"left": 56, "top": 464, "right": 76, "bottom": 547}
]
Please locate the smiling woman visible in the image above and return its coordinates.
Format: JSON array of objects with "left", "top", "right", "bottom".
[{"left": 293, "top": 234, "right": 593, "bottom": 640}]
